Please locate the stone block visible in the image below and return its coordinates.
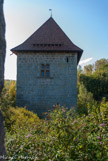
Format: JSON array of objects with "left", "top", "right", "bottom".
[{"left": 16, "top": 52, "right": 77, "bottom": 117}]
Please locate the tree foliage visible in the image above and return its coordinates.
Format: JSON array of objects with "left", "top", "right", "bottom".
[
  {"left": 84, "top": 64, "right": 93, "bottom": 75},
  {"left": 80, "top": 59, "right": 108, "bottom": 101},
  {"left": 95, "top": 58, "right": 108, "bottom": 71},
  {"left": 77, "top": 83, "right": 96, "bottom": 114}
]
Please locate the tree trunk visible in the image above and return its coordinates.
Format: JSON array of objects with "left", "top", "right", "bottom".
[
  {"left": 0, "top": 0, "right": 6, "bottom": 160},
  {"left": 0, "top": 111, "right": 6, "bottom": 160},
  {"left": 0, "top": 0, "right": 6, "bottom": 93}
]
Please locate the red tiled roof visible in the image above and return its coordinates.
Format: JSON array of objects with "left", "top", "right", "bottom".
[{"left": 11, "top": 17, "right": 83, "bottom": 63}]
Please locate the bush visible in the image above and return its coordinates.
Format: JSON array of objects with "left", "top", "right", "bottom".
[
  {"left": 77, "top": 83, "right": 97, "bottom": 115},
  {"left": 4, "top": 107, "right": 40, "bottom": 133},
  {"left": 0, "top": 81, "right": 16, "bottom": 114},
  {"left": 1, "top": 80, "right": 107, "bottom": 160},
  {"left": 6, "top": 104, "right": 108, "bottom": 161}
]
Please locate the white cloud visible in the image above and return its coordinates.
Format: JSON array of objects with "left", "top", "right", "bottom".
[{"left": 79, "top": 57, "right": 93, "bottom": 65}]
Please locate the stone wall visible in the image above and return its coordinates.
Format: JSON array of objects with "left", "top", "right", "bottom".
[{"left": 17, "top": 52, "right": 77, "bottom": 117}]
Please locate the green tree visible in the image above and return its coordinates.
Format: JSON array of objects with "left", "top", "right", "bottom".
[
  {"left": 80, "top": 59, "right": 108, "bottom": 101},
  {"left": 84, "top": 64, "right": 93, "bottom": 75},
  {"left": 77, "top": 83, "right": 96, "bottom": 114},
  {"left": 95, "top": 58, "right": 108, "bottom": 71}
]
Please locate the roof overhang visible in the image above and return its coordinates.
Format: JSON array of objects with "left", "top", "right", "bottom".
[{"left": 11, "top": 49, "right": 83, "bottom": 65}]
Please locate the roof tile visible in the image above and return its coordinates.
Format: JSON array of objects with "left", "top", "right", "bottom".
[{"left": 11, "top": 17, "right": 83, "bottom": 63}]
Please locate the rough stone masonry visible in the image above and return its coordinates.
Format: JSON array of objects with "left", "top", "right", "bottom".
[{"left": 16, "top": 52, "right": 77, "bottom": 117}]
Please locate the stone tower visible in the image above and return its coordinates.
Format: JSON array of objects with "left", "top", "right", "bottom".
[{"left": 11, "top": 17, "right": 83, "bottom": 117}]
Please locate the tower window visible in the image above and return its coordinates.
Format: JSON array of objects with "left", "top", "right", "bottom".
[
  {"left": 41, "top": 64, "right": 50, "bottom": 77},
  {"left": 41, "top": 64, "right": 45, "bottom": 70},
  {"left": 46, "top": 70, "right": 50, "bottom": 77},
  {"left": 46, "top": 64, "right": 50, "bottom": 70},
  {"left": 66, "top": 57, "right": 69, "bottom": 63}
]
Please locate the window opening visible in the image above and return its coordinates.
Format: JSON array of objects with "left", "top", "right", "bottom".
[
  {"left": 67, "top": 57, "right": 69, "bottom": 63},
  {"left": 46, "top": 64, "right": 50, "bottom": 70},
  {"left": 41, "top": 70, "right": 44, "bottom": 77},
  {"left": 41, "top": 64, "right": 50, "bottom": 77},
  {"left": 46, "top": 70, "right": 50, "bottom": 77}
]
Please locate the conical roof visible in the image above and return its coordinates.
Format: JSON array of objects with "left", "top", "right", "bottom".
[{"left": 11, "top": 17, "right": 83, "bottom": 63}]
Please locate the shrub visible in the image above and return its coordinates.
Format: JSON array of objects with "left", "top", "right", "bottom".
[
  {"left": 6, "top": 103, "right": 108, "bottom": 161},
  {"left": 1, "top": 80, "right": 107, "bottom": 160},
  {"left": 77, "top": 83, "right": 97, "bottom": 115},
  {"left": 5, "top": 107, "right": 40, "bottom": 133},
  {"left": 0, "top": 81, "right": 16, "bottom": 114}
]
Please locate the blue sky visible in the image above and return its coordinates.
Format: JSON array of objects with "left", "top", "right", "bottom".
[{"left": 4, "top": 0, "right": 108, "bottom": 80}]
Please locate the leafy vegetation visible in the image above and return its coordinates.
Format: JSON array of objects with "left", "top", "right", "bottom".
[
  {"left": 79, "top": 59, "right": 108, "bottom": 101},
  {"left": 5, "top": 104, "right": 108, "bottom": 161},
  {"left": 0, "top": 59, "right": 108, "bottom": 160},
  {"left": 77, "top": 83, "right": 97, "bottom": 115},
  {"left": 0, "top": 80, "right": 16, "bottom": 114}
]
